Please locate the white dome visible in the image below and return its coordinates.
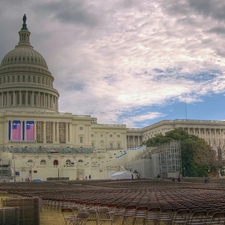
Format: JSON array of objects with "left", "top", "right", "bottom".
[
  {"left": 1, "top": 46, "right": 48, "bottom": 69},
  {"left": 0, "top": 19, "right": 59, "bottom": 113}
]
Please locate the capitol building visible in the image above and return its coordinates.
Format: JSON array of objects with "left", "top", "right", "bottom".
[{"left": 0, "top": 17, "right": 224, "bottom": 181}]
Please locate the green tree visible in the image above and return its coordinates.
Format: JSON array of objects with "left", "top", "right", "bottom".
[{"left": 145, "top": 128, "right": 218, "bottom": 177}]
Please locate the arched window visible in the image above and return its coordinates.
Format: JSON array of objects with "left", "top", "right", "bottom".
[
  {"left": 99, "top": 141, "right": 104, "bottom": 148},
  {"left": 27, "top": 159, "right": 33, "bottom": 163},
  {"left": 40, "top": 159, "right": 46, "bottom": 165},
  {"left": 53, "top": 160, "right": 58, "bottom": 165},
  {"left": 78, "top": 159, "right": 83, "bottom": 163},
  {"left": 66, "top": 159, "right": 71, "bottom": 166}
]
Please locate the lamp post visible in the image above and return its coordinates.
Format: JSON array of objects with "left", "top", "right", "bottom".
[
  {"left": 183, "top": 167, "right": 186, "bottom": 177},
  {"left": 13, "top": 155, "right": 16, "bottom": 182}
]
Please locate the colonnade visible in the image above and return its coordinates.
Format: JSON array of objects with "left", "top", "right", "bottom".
[
  {"left": 142, "top": 126, "right": 225, "bottom": 149},
  {"left": 0, "top": 90, "right": 58, "bottom": 111},
  {"left": 8, "top": 121, "right": 72, "bottom": 144},
  {"left": 126, "top": 135, "right": 142, "bottom": 148}
]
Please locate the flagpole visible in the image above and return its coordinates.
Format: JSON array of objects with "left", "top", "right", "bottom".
[{"left": 185, "top": 97, "right": 187, "bottom": 120}]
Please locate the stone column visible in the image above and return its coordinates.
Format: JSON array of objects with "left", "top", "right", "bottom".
[
  {"left": 48, "top": 94, "right": 50, "bottom": 108},
  {"left": 68, "top": 123, "right": 71, "bottom": 143},
  {"left": 1, "top": 92, "right": 3, "bottom": 107},
  {"left": 56, "top": 122, "right": 59, "bottom": 143},
  {"left": 7, "top": 91, "right": 9, "bottom": 107},
  {"left": 66, "top": 122, "right": 68, "bottom": 144},
  {"left": 31, "top": 91, "right": 34, "bottom": 106},
  {"left": 53, "top": 122, "right": 56, "bottom": 143},
  {"left": 12, "top": 91, "right": 15, "bottom": 106},
  {"left": 38, "top": 92, "right": 41, "bottom": 107},
  {"left": 127, "top": 136, "right": 130, "bottom": 148}
]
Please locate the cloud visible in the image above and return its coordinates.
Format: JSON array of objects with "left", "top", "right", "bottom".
[
  {"left": 124, "top": 112, "right": 166, "bottom": 127},
  {"left": 188, "top": 0, "right": 225, "bottom": 21},
  {"left": 1, "top": 0, "right": 225, "bottom": 127},
  {"left": 34, "top": 0, "right": 102, "bottom": 27}
]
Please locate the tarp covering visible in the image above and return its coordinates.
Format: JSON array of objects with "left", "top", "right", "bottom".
[
  {"left": 111, "top": 171, "right": 135, "bottom": 180},
  {"left": 33, "top": 179, "right": 41, "bottom": 182}
]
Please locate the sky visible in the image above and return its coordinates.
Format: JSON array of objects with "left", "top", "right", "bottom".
[{"left": 1, "top": 0, "right": 225, "bottom": 128}]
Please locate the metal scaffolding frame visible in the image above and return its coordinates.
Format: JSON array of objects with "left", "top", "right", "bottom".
[{"left": 158, "top": 140, "right": 181, "bottom": 178}]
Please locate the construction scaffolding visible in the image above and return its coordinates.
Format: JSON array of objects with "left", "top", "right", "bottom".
[{"left": 158, "top": 140, "right": 181, "bottom": 178}]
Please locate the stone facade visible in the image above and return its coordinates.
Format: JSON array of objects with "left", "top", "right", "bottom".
[{"left": 127, "top": 119, "right": 225, "bottom": 156}]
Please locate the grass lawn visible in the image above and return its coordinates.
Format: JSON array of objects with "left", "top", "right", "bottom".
[
  {"left": 40, "top": 208, "right": 64, "bottom": 225},
  {"left": 0, "top": 194, "right": 64, "bottom": 225},
  {"left": 0, "top": 194, "right": 100, "bottom": 225}
]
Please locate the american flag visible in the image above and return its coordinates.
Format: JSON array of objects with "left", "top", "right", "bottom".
[
  {"left": 26, "top": 121, "right": 34, "bottom": 141},
  {"left": 12, "top": 120, "right": 21, "bottom": 141}
]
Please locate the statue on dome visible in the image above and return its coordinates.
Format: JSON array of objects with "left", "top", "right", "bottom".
[{"left": 23, "top": 14, "right": 27, "bottom": 24}]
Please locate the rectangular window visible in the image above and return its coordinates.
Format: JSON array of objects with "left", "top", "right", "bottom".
[
  {"left": 80, "top": 137, "right": 83, "bottom": 143},
  {"left": 80, "top": 126, "right": 83, "bottom": 130},
  {"left": 28, "top": 93, "right": 31, "bottom": 105},
  {"left": 22, "top": 93, "right": 25, "bottom": 105},
  {"left": 34, "top": 94, "right": 36, "bottom": 105},
  {"left": 118, "top": 143, "right": 121, "bottom": 149},
  {"left": 55, "top": 123, "right": 57, "bottom": 141},
  {"left": 59, "top": 122, "right": 66, "bottom": 143},
  {"left": 46, "top": 122, "right": 53, "bottom": 143},
  {"left": 36, "top": 121, "right": 44, "bottom": 143},
  {"left": 16, "top": 93, "right": 20, "bottom": 105},
  {"left": 11, "top": 93, "right": 13, "bottom": 105}
]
